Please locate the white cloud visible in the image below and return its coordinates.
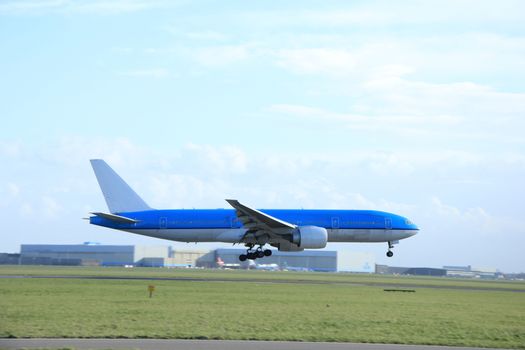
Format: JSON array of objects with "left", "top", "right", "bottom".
[
  {"left": 0, "top": 0, "right": 168, "bottom": 15},
  {"left": 363, "top": 77, "right": 525, "bottom": 118},
  {"left": 19, "top": 202, "right": 33, "bottom": 217},
  {"left": 0, "top": 182, "right": 21, "bottom": 208},
  {"left": 239, "top": 1, "right": 525, "bottom": 28},
  {"left": 268, "top": 102, "right": 464, "bottom": 143},
  {"left": 192, "top": 45, "right": 254, "bottom": 66},
  {"left": 185, "top": 31, "right": 229, "bottom": 42},
  {"left": 182, "top": 143, "right": 248, "bottom": 174},
  {"left": 111, "top": 47, "right": 134, "bottom": 54},
  {"left": 428, "top": 196, "right": 521, "bottom": 240},
  {"left": 41, "top": 196, "right": 62, "bottom": 219},
  {"left": 268, "top": 71, "right": 525, "bottom": 143},
  {"left": 148, "top": 174, "right": 227, "bottom": 209},
  {"left": 119, "top": 68, "right": 170, "bottom": 79},
  {"left": 7, "top": 183, "right": 20, "bottom": 197},
  {"left": 270, "top": 103, "right": 461, "bottom": 126},
  {"left": 40, "top": 136, "right": 151, "bottom": 168},
  {"left": 274, "top": 48, "right": 357, "bottom": 76},
  {"left": 139, "top": 20, "right": 525, "bottom": 94},
  {"left": 67, "top": 0, "right": 161, "bottom": 15},
  {"left": 268, "top": 32, "right": 525, "bottom": 85},
  {"left": 0, "top": 0, "right": 66, "bottom": 14},
  {"left": 0, "top": 141, "right": 24, "bottom": 158}
]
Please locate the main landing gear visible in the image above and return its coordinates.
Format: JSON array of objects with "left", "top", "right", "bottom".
[
  {"left": 239, "top": 244, "right": 272, "bottom": 261},
  {"left": 386, "top": 241, "right": 394, "bottom": 257}
]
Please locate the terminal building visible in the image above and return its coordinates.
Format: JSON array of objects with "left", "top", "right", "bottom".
[
  {"left": 376, "top": 264, "right": 500, "bottom": 279},
  {"left": 20, "top": 244, "right": 132, "bottom": 266},
  {"left": 375, "top": 264, "right": 447, "bottom": 276},
  {"left": 3, "top": 244, "right": 503, "bottom": 277},
  {"left": 10, "top": 243, "right": 377, "bottom": 272},
  {"left": 19, "top": 244, "right": 215, "bottom": 268},
  {"left": 443, "top": 265, "right": 499, "bottom": 279}
]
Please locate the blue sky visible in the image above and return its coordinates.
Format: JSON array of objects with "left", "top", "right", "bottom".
[{"left": 1, "top": 0, "right": 524, "bottom": 272}]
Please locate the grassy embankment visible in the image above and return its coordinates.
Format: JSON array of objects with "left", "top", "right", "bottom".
[{"left": 0, "top": 265, "right": 524, "bottom": 348}]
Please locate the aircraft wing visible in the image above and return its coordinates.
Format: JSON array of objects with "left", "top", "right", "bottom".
[{"left": 225, "top": 199, "right": 296, "bottom": 232}]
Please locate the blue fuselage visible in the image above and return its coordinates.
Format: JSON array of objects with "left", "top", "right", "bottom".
[{"left": 90, "top": 208, "right": 419, "bottom": 244}]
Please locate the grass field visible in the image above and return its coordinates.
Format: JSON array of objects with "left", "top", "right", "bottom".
[
  {"left": 2, "top": 265, "right": 524, "bottom": 291},
  {"left": 1, "top": 266, "right": 524, "bottom": 348}
]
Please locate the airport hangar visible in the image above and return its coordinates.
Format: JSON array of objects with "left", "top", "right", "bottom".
[
  {"left": 14, "top": 244, "right": 375, "bottom": 273},
  {"left": 4, "top": 244, "right": 499, "bottom": 278}
]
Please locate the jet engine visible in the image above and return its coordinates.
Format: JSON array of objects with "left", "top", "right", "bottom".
[{"left": 292, "top": 226, "right": 328, "bottom": 249}]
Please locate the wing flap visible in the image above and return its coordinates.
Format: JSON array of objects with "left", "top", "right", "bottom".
[{"left": 226, "top": 199, "right": 295, "bottom": 230}]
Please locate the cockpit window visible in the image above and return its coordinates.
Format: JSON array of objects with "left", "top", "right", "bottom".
[{"left": 405, "top": 219, "right": 413, "bottom": 225}]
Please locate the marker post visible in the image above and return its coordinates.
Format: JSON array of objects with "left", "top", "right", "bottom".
[{"left": 148, "top": 285, "right": 155, "bottom": 298}]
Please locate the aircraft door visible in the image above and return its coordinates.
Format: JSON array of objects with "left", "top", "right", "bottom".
[
  {"left": 230, "top": 216, "right": 239, "bottom": 228},
  {"left": 385, "top": 217, "right": 392, "bottom": 230},
  {"left": 159, "top": 217, "right": 168, "bottom": 229},
  {"left": 331, "top": 217, "right": 340, "bottom": 230}
]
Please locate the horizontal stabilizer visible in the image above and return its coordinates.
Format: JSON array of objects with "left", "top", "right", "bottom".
[{"left": 90, "top": 212, "right": 139, "bottom": 224}]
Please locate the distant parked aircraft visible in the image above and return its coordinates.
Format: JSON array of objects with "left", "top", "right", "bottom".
[{"left": 88, "top": 160, "right": 418, "bottom": 261}]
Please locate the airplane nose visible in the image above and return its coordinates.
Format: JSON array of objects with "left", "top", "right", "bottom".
[
  {"left": 407, "top": 229, "right": 419, "bottom": 237},
  {"left": 403, "top": 229, "right": 419, "bottom": 238}
]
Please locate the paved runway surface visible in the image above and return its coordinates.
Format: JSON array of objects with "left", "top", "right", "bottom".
[
  {"left": 0, "top": 339, "right": 505, "bottom": 350},
  {"left": 1, "top": 275, "right": 523, "bottom": 293}
]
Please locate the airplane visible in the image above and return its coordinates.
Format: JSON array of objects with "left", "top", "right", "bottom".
[{"left": 88, "top": 159, "right": 419, "bottom": 261}]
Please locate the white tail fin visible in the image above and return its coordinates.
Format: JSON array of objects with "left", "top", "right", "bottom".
[{"left": 90, "top": 159, "right": 152, "bottom": 213}]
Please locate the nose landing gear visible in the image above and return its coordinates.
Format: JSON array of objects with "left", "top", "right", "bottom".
[
  {"left": 386, "top": 241, "right": 394, "bottom": 257},
  {"left": 238, "top": 244, "right": 272, "bottom": 261}
]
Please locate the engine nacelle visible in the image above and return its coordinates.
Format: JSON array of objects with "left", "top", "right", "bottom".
[{"left": 292, "top": 226, "right": 328, "bottom": 249}]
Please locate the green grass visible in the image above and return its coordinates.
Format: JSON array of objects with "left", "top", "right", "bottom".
[
  {"left": 0, "top": 266, "right": 524, "bottom": 348},
  {"left": 1, "top": 265, "right": 524, "bottom": 291}
]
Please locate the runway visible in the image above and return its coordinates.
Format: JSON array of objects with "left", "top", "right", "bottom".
[
  {"left": 1, "top": 274, "right": 523, "bottom": 293},
  {"left": 0, "top": 339, "right": 504, "bottom": 350}
]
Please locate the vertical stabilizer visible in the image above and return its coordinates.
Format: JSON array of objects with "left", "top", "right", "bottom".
[{"left": 90, "top": 159, "right": 152, "bottom": 213}]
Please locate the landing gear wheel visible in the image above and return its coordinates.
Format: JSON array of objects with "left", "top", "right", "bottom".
[
  {"left": 247, "top": 252, "right": 256, "bottom": 260},
  {"left": 239, "top": 254, "right": 247, "bottom": 262},
  {"left": 257, "top": 250, "right": 265, "bottom": 258},
  {"left": 386, "top": 241, "right": 394, "bottom": 257},
  {"left": 264, "top": 249, "right": 272, "bottom": 257}
]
